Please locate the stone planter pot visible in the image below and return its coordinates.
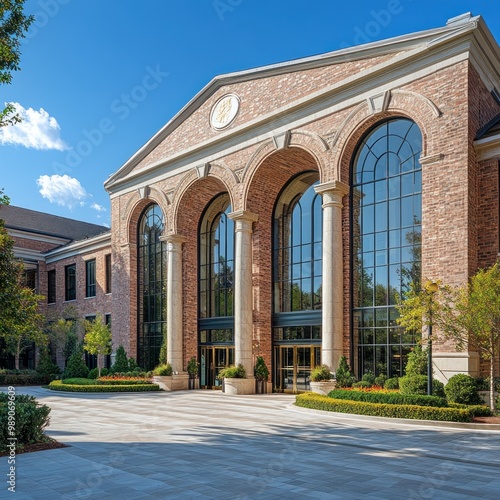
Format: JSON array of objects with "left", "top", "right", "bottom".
[
  {"left": 310, "top": 380, "right": 337, "bottom": 395},
  {"left": 222, "top": 377, "right": 255, "bottom": 395},
  {"left": 153, "top": 373, "right": 189, "bottom": 391},
  {"left": 188, "top": 378, "right": 199, "bottom": 390},
  {"left": 255, "top": 379, "right": 266, "bottom": 394}
]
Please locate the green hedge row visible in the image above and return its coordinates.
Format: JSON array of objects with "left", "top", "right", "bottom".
[
  {"left": 48, "top": 380, "right": 160, "bottom": 392},
  {"left": 295, "top": 393, "right": 473, "bottom": 422},
  {"left": 62, "top": 377, "right": 153, "bottom": 386},
  {"left": 0, "top": 373, "right": 55, "bottom": 386},
  {"left": 327, "top": 389, "right": 448, "bottom": 407},
  {"left": 0, "top": 395, "right": 51, "bottom": 452},
  {"left": 448, "top": 402, "right": 492, "bottom": 417}
]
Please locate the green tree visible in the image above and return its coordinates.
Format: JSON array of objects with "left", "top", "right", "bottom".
[
  {"left": 83, "top": 314, "right": 112, "bottom": 378},
  {"left": 439, "top": 263, "right": 500, "bottom": 411},
  {"left": 0, "top": 0, "right": 34, "bottom": 127},
  {"left": 0, "top": 193, "right": 46, "bottom": 368}
]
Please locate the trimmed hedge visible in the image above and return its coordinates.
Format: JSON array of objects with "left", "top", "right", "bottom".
[
  {"left": 295, "top": 393, "right": 473, "bottom": 422},
  {"left": 0, "top": 394, "right": 51, "bottom": 452},
  {"left": 0, "top": 372, "right": 54, "bottom": 386},
  {"left": 61, "top": 377, "right": 153, "bottom": 386},
  {"left": 48, "top": 380, "right": 160, "bottom": 392},
  {"left": 327, "top": 389, "right": 448, "bottom": 407},
  {"left": 448, "top": 403, "right": 492, "bottom": 417}
]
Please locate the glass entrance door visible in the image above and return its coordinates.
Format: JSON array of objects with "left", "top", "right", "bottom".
[
  {"left": 273, "top": 345, "right": 320, "bottom": 393},
  {"left": 200, "top": 346, "right": 234, "bottom": 389}
]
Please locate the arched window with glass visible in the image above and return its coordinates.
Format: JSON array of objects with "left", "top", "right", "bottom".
[
  {"left": 272, "top": 171, "right": 322, "bottom": 392},
  {"left": 198, "top": 193, "right": 235, "bottom": 388},
  {"left": 351, "top": 118, "right": 422, "bottom": 378},
  {"left": 138, "top": 204, "right": 166, "bottom": 371}
]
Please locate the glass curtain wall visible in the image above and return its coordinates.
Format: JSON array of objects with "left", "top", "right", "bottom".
[
  {"left": 351, "top": 118, "right": 422, "bottom": 378},
  {"left": 138, "top": 204, "right": 166, "bottom": 371}
]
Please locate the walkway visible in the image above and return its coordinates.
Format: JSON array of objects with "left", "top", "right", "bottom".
[{"left": 2, "top": 387, "right": 500, "bottom": 499}]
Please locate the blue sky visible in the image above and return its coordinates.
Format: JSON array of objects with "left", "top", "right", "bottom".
[{"left": 1, "top": 0, "right": 499, "bottom": 226}]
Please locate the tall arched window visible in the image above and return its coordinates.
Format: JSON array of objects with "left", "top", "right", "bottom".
[
  {"left": 138, "top": 204, "right": 166, "bottom": 370},
  {"left": 198, "top": 194, "right": 235, "bottom": 387},
  {"left": 351, "top": 118, "right": 422, "bottom": 378},
  {"left": 273, "top": 171, "right": 322, "bottom": 392}
]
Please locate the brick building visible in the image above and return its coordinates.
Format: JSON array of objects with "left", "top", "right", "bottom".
[
  {"left": 0, "top": 204, "right": 110, "bottom": 369},
  {"left": 3, "top": 13, "right": 500, "bottom": 393}
]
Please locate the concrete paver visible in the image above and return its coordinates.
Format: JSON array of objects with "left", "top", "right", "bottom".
[{"left": 1, "top": 387, "right": 500, "bottom": 499}]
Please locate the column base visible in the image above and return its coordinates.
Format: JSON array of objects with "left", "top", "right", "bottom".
[
  {"left": 432, "top": 352, "right": 480, "bottom": 384},
  {"left": 223, "top": 377, "right": 256, "bottom": 395},
  {"left": 152, "top": 372, "right": 189, "bottom": 391}
]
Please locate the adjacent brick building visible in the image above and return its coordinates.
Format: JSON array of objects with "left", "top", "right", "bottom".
[{"left": 4, "top": 13, "right": 500, "bottom": 393}]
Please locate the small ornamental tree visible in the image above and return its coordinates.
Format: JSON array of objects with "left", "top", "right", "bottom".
[
  {"left": 63, "top": 346, "right": 89, "bottom": 379},
  {"left": 112, "top": 345, "right": 130, "bottom": 373},
  {"left": 439, "top": 263, "right": 500, "bottom": 411},
  {"left": 335, "top": 356, "right": 355, "bottom": 388},
  {"left": 83, "top": 315, "right": 112, "bottom": 378}
]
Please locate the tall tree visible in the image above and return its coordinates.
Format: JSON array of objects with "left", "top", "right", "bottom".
[
  {"left": 0, "top": 0, "right": 34, "bottom": 127},
  {"left": 83, "top": 315, "right": 112, "bottom": 377}
]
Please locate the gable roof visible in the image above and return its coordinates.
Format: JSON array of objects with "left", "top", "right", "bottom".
[
  {"left": 104, "top": 13, "right": 500, "bottom": 193},
  {"left": 0, "top": 205, "right": 109, "bottom": 242}
]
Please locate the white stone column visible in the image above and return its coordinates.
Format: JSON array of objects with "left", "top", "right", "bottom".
[
  {"left": 160, "top": 234, "right": 186, "bottom": 375},
  {"left": 314, "top": 181, "right": 349, "bottom": 372},
  {"left": 228, "top": 210, "right": 259, "bottom": 382}
]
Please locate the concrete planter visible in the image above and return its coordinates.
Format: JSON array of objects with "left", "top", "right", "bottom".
[
  {"left": 152, "top": 373, "right": 189, "bottom": 391},
  {"left": 223, "top": 377, "right": 255, "bottom": 395},
  {"left": 310, "top": 380, "right": 337, "bottom": 395}
]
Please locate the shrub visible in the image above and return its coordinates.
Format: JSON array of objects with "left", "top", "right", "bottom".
[
  {"left": 448, "top": 403, "right": 492, "bottom": 417},
  {"left": 384, "top": 377, "right": 399, "bottom": 390},
  {"left": 187, "top": 356, "right": 199, "bottom": 379},
  {"left": 405, "top": 345, "right": 428, "bottom": 376},
  {"left": 254, "top": 356, "right": 269, "bottom": 381},
  {"left": 335, "top": 356, "right": 355, "bottom": 388},
  {"left": 327, "top": 388, "right": 448, "bottom": 407},
  {"left": 0, "top": 371, "right": 53, "bottom": 386},
  {"left": 111, "top": 346, "right": 130, "bottom": 373},
  {"left": 153, "top": 363, "right": 173, "bottom": 376},
  {"left": 399, "top": 375, "right": 445, "bottom": 398},
  {"left": 310, "top": 364, "right": 333, "bottom": 382},
  {"left": 362, "top": 372, "right": 376, "bottom": 385},
  {"left": 0, "top": 393, "right": 51, "bottom": 452},
  {"left": 63, "top": 348, "right": 89, "bottom": 379},
  {"left": 352, "top": 381, "right": 372, "bottom": 389},
  {"left": 374, "top": 373, "right": 387, "bottom": 388},
  {"left": 445, "top": 374, "right": 482, "bottom": 405},
  {"left": 36, "top": 349, "right": 61, "bottom": 378},
  {"left": 295, "top": 393, "right": 472, "bottom": 422},
  {"left": 218, "top": 364, "right": 246, "bottom": 379},
  {"left": 48, "top": 380, "right": 160, "bottom": 392}
]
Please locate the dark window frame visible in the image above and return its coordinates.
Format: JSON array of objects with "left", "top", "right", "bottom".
[
  {"left": 105, "top": 254, "right": 112, "bottom": 294},
  {"left": 65, "top": 264, "right": 76, "bottom": 301},
  {"left": 85, "top": 259, "right": 96, "bottom": 298},
  {"left": 47, "top": 269, "right": 56, "bottom": 304}
]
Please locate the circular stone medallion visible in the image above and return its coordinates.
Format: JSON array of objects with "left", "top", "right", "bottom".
[{"left": 210, "top": 94, "right": 240, "bottom": 130}]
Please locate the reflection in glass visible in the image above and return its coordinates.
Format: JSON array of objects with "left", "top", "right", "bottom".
[{"left": 352, "top": 119, "right": 422, "bottom": 377}]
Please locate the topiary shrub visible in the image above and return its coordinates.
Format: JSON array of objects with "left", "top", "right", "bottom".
[
  {"left": 399, "top": 375, "right": 445, "bottom": 398},
  {"left": 405, "top": 344, "right": 428, "bottom": 376},
  {"left": 362, "top": 372, "right": 375, "bottom": 386},
  {"left": 88, "top": 367, "right": 99, "bottom": 379},
  {"left": 63, "top": 348, "right": 89, "bottom": 379},
  {"left": 111, "top": 346, "right": 130, "bottom": 373},
  {"left": 374, "top": 373, "right": 387, "bottom": 388},
  {"left": 153, "top": 363, "right": 173, "bottom": 376},
  {"left": 335, "top": 356, "right": 355, "bottom": 388},
  {"left": 36, "top": 349, "right": 61, "bottom": 379},
  {"left": 254, "top": 356, "right": 269, "bottom": 381},
  {"left": 310, "top": 364, "right": 333, "bottom": 382},
  {"left": 384, "top": 377, "right": 399, "bottom": 390},
  {"left": 445, "top": 374, "right": 482, "bottom": 405}
]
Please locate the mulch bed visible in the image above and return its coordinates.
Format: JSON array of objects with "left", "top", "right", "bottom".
[
  {"left": 472, "top": 415, "right": 500, "bottom": 424},
  {"left": 0, "top": 437, "right": 68, "bottom": 457}
]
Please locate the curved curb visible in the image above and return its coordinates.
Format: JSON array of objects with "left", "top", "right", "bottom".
[{"left": 289, "top": 403, "right": 500, "bottom": 431}]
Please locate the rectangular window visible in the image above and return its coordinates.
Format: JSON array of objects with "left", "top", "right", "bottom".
[
  {"left": 105, "top": 254, "right": 112, "bottom": 294},
  {"left": 86, "top": 259, "right": 96, "bottom": 298},
  {"left": 65, "top": 264, "right": 76, "bottom": 301},
  {"left": 48, "top": 270, "right": 56, "bottom": 304}
]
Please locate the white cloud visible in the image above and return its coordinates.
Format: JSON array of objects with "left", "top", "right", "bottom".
[
  {"left": 90, "top": 202, "right": 106, "bottom": 212},
  {"left": 37, "top": 174, "right": 88, "bottom": 209},
  {"left": 0, "top": 102, "right": 68, "bottom": 150}
]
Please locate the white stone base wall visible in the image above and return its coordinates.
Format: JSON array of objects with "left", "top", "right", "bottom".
[{"left": 432, "top": 352, "right": 480, "bottom": 384}]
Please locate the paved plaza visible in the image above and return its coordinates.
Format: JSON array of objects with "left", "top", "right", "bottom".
[{"left": 2, "top": 387, "right": 500, "bottom": 499}]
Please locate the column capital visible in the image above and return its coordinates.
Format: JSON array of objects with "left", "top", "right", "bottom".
[
  {"left": 228, "top": 210, "right": 259, "bottom": 223},
  {"left": 160, "top": 233, "right": 187, "bottom": 245},
  {"left": 314, "top": 180, "right": 349, "bottom": 209}
]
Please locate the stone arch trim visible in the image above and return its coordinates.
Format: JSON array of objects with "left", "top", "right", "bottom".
[
  {"left": 241, "top": 132, "right": 328, "bottom": 210},
  {"left": 125, "top": 189, "right": 170, "bottom": 245},
  {"left": 332, "top": 89, "right": 442, "bottom": 183},
  {"left": 171, "top": 162, "right": 239, "bottom": 233}
]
